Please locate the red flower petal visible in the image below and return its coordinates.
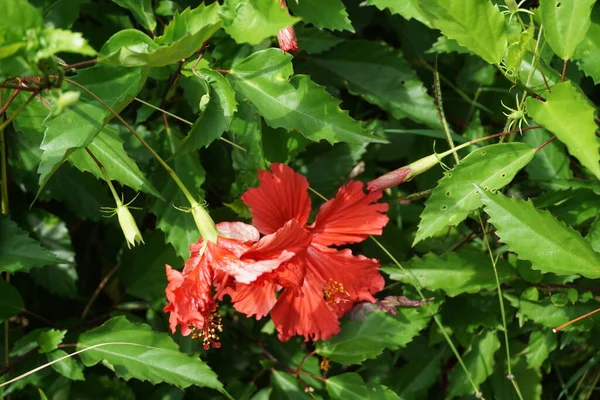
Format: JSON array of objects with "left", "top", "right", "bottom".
[
  {"left": 306, "top": 244, "right": 384, "bottom": 316},
  {"left": 309, "top": 181, "right": 389, "bottom": 246},
  {"left": 243, "top": 219, "right": 311, "bottom": 260},
  {"left": 217, "top": 221, "right": 260, "bottom": 242},
  {"left": 242, "top": 163, "right": 311, "bottom": 235},
  {"left": 229, "top": 280, "right": 277, "bottom": 319},
  {"left": 271, "top": 275, "right": 341, "bottom": 342}
]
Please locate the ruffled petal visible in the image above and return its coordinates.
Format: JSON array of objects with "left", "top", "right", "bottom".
[
  {"left": 309, "top": 181, "right": 389, "bottom": 246},
  {"left": 270, "top": 275, "right": 340, "bottom": 342},
  {"left": 217, "top": 221, "right": 260, "bottom": 242},
  {"left": 228, "top": 280, "right": 277, "bottom": 319},
  {"left": 242, "top": 163, "right": 311, "bottom": 235},
  {"left": 243, "top": 219, "right": 311, "bottom": 260},
  {"left": 306, "top": 244, "right": 384, "bottom": 317},
  {"left": 163, "top": 263, "right": 216, "bottom": 336}
]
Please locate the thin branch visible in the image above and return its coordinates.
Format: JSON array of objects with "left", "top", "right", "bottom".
[
  {"left": 433, "top": 62, "right": 459, "bottom": 164},
  {"left": 535, "top": 135, "right": 557, "bottom": 151},
  {"left": 81, "top": 263, "right": 122, "bottom": 319},
  {"left": 561, "top": 59, "right": 568, "bottom": 82},
  {"left": 0, "top": 89, "right": 20, "bottom": 117},
  {"left": 62, "top": 58, "right": 98, "bottom": 70}
]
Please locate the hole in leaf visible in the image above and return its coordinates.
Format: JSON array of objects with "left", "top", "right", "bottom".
[
  {"left": 446, "top": 191, "right": 451, "bottom": 196},
  {"left": 447, "top": 173, "right": 452, "bottom": 178},
  {"left": 441, "top": 205, "right": 448, "bottom": 210},
  {"left": 501, "top": 173, "right": 506, "bottom": 178},
  {"left": 400, "top": 80, "right": 406, "bottom": 84},
  {"left": 484, "top": 186, "right": 489, "bottom": 190},
  {"left": 557, "top": 2, "right": 562, "bottom": 7},
  {"left": 481, "top": 151, "right": 486, "bottom": 155}
]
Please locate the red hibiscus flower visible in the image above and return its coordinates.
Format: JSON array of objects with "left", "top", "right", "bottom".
[
  {"left": 230, "top": 163, "right": 389, "bottom": 341},
  {"left": 164, "top": 220, "right": 311, "bottom": 349}
]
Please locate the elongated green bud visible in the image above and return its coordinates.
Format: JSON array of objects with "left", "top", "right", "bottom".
[{"left": 367, "top": 154, "right": 440, "bottom": 192}]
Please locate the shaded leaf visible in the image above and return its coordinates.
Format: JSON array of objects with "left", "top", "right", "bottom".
[
  {"left": 415, "top": 143, "right": 535, "bottom": 244},
  {"left": 524, "top": 128, "right": 572, "bottom": 182},
  {"left": 478, "top": 188, "right": 600, "bottom": 279},
  {"left": 316, "top": 305, "right": 437, "bottom": 365},
  {"left": 574, "top": 9, "right": 600, "bottom": 84},
  {"left": 0, "top": 280, "right": 24, "bottom": 323},
  {"left": 525, "top": 330, "right": 557, "bottom": 370},
  {"left": 68, "top": 126, "right": 162, "bottom": 198},
  {"left": 366, "top": 0, "right": 430, "bottom": 27},
  {"left": 295, "top": 25, "right": 343, "bottom": 55},
  {"left": 546, "top": 189, "right": 600, "bottom": 225},
  {"left": 113, "top": 0, "right": 156, "bottom": 32},
  {"left": 384, "top": 249, "right": 515, "bottom": 297},
  {"left": 541, "top": 0, "right": 595, "bottom": 60},
  {"left": 420, "top": 0, "right": 507, "bottom": 64},
  {"left": 47, "top": 349, "right": 85, "bottom": 381},
  {"left": 229, "top": 49, "right": 385, "bottom": 145},
  {"left": 220, "top": 0, "right": 299, "bottom": 45},
  {"left": 447, "top": 330, "right": 500, "bottom": 398},
  {"left": 77, "top": 316, "right": 223, "bottom": 391},
  {"left": 526, "top": 81, "right": 600, "bottom": 180},
  {"left": 310, "top": 40, "right": 440, "bottom": 128},
  {"left": 326, "top": 373, "right": 368, "bottom": 400},
  {"left": 587, "top": 217, "right": 600, "bottom": 253},
  {"left": 0, "top": 216, "right": 62, "bottom": 274},
  {"left": 37, "top": 329, "right": 66, "bottom": 354},
  {"left": 288, "top": 0, "right": 353, "bottom": 32}
]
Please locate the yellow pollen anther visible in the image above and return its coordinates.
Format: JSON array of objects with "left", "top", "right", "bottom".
[
  {"left": 190, "top": 310, "right": 223, "bottom": 349},
  {"left": 323, "top": 280, "right": 351, "bottom": 307},
  {"left": 320, "top": 358, "right": 330, "bottom": 372}
]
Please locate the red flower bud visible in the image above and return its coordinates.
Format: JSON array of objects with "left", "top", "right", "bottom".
[
  {"left": 277, "top": 26, "right": 298, "bottom": 53},
  {"left": 367, "top": 168, "right": 411, "bottom": 192}
]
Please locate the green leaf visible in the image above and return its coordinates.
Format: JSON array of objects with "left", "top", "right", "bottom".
[
  {"left": 574, "top": 10, "right": 600, "bottom": 84},
  {"left": 366, "top": 0, "right": 430, "bottom": 27},
  {"left": 113, "top": 0, "right": 157, "bottom": 32},
  {"left": 587, "top": 217, "right": 600, "bottom": 253},
  {"left": 526, "top": 81, "right": 600, "bottom": 180},
  {"left": 414, "top": 143, "right": 535, "bottom": 244},
  {"left": 546, "top": 189, "right": 600, "bottom": 225},
  {"left": 524, "top": 128, "right": 572, "bottom": 182},
  {"left": 178, "top": 70, "right": 237, "bottom": 153},
  {"left": 540, "top": 0, "right": 595, "bottom": 60},
  {"left": 447, "top": 330, "right": 500, "bottom": 398},
  {"left": 270, "top": 370, "right": 311, "bottom": 399},
  {"left": 77, "top": 316, "right": 223, "bottom": 391},
  {"left": 36, "top": 27, "right": 96, "bottom": 59},
  {"left": 384, "top": 249, "right": 515, "bottom": 297},
  {"left": 229, "top": 48, "right": 385, "bottom": 145},
  {"left": 0, "top": 279, "right": 24, "bottom": 323},
  {"left": 38, "top": 65, "right": 147, "bottom": 195},
  {"left": 35, "top": 0, "right": 82, "bottom": 29},
  {"left": 310, "top": 40, "right": 440, "bottom": 128},
  {"left": 326, "top": 373, "right": 369, "bottom": 400},
  {"left": 525, "top": 330, "right": 557, "bottom": 370},
  {"left": 220, "top": 0, "right": 299, "bottom": 45},
  {"left": 37, "top": 329, "right": 66, "bottom": 353},
  {"left": 288, "top": 0, "right": 353, "bottom": 32},
  {"left": 477, "top": 187, "right": 600, "bottom": 279},
  {"left": 100, "top": 4, "right": 221, "bottom": 67},
  {"left": 505, "top": 294, "right": 600, "bottom": 332},
  {"left": 47, "top": 349, "right": 85, "bottom": 381},
  {"left": 419, "top": 0, "right": 507, "bottom": 65},
  {"left": 151, "top": 129, "right": 204, "bottom": 259},
  {"left": 295, "top": 25, "right": 344, "bottom": 55},
  {"left": 67, "top": 126, "right": 161, "bottom": 198},
  {"left": 316, "top": 305, "right": 437, "bottom": 365},
  {"left": 427, "top": 36, "right": 470, "bottom": 55},
  {"left": 0, "top": 216, "right": 62, "bottom": 273},
  {"left": 118, "top": 231, "right": 178, "bottom": 301}
]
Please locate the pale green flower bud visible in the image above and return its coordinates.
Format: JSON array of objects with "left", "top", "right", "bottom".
[
  {"left": 116, "top": 203, "right": 144, "bottom": 249},
  {"left": 191, "top": 202, "right": 219, "bottom": 244}
]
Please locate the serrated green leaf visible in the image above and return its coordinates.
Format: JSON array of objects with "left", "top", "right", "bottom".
[
  {"left": 38, "top": 64, "right": 146, "bottom": 195},
  {"left": 67, "top": 126, "right": 162, "bottom": 198},
  {"left": 419, "top": 0, "right": 507, "bottom": 65},
  {"left": 447, "top": 330, "right": 500, "bottom": 398},
  {"left": 288, "top": 0, "right": 353, "bottom": 32},
  {"left": 37, "top": 329, "right": 66, "bottom": 353},
  {"left": 113, "top": 0, "right": 156, "bottom": 32},
  {"left": 0, "top": 279, "right": 24, "bottom": 323},
  {"left": 77, "top": 316, "right": 223, "bottom": 391},
  {"left": 384, "top": 249, "right": 515, "bottom": 297},
  {"left": 152, "top": 129, "right": 204, "bottom": 259},
  {"left": 546, "top": 189, "right": 600, "bottom": 225},
  {"left": 311, "top": 40, "right": 440, "bottom": 128},
  {"left": 526, "top": 82, "right": 600, "bottom": 180},
  {"left": 118, "top": 231, "right": 178, "bottom": 301},
  {"left": 478, "top": 187, "right": 600, "bottom": 279},
  {"left": 326, "top": 373, "right": 369, "bottom": 400},
  {"left": 574, "top": 9, "right": 600, "bottom": 84},
  {"left": 47, "top": 349, "right": 85, "bottom": 381},
  {"left": 541, "top": 0, "right": 595, "bottom": 60},
  {"left": 220, "top": 0, "right": 299, "bottom": 45},
  {"left": 366, "top": 0, "right": 430, "bottom": 27},
  {"left": 178, "top": 70, "right": 237, "bottom": 153},
  {"left": 36, "top": 27, "right": 96, "bottom": 59},
  {"left": 229, "top": 48, "right": 385, "bottom": 145},
  {"left": 316, "top": 305, "right": 437, "bottom": 365},
  {"left": 295, "top": 25, "right": 344, "bottom": 55},
  {"left": 0, "top": 216, "right": 62, "bottom": 273},
  {"left": 100, "top": 4, "right": 221, "bottom": 67},
  {"left": 505, "top": 294, "right": 600, "bottom": 331},
  {"left": 526, "top": 330, "right": 557, "bottom": 370},
  {"left": 415, "top": 143, "right": 535, "bottom": 244},
  {"left": 390, "top": 340, "right": 446, "bottom": 399},
  {"left": 588, "top": 217, "right": 600, "bottom": 252},
  {"left": 524, "top": 128, "right": 572, "bottom": 182},
  {"left": 426, "top": 36, "right": 470, "bottom": 55}
]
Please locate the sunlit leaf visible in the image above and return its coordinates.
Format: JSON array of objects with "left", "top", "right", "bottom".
[
  {"left": 525, "top": 330, "right": 557, "bottom": 370},
  {"left": 366, "top": 0, "right": 430, "bottom": 27},
  {"left": 574, "top": 9, "right": 600, "bottom": 84},
  {"left": 288, "top": 0, "right": 352, "bottom": 32},
  {"left": 112, "top": 0, "right": 156, "bottom": 32},
  {"left": 524, "top": 128, "right": 572, "bottom": 182},
  {"left": 540, "top": 0, "right": 595, "bottom": 60}
]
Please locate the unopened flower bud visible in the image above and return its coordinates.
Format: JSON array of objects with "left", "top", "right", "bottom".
[
  {"left": 191, "top": 202, "right": 219, "bottom": 244},
  {"left": 277, "top": 26, "right": 298, "bottom": 53},
  {"left": 116, "top": 203, "right": 144, "bottom": 249},
  {"left": 367, "top": 153, "right": 440, "bottom": 192}
]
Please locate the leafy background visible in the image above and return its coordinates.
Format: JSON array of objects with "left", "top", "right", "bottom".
[{"left": 1, "top": 0, "right": 600, "bottom": 399}]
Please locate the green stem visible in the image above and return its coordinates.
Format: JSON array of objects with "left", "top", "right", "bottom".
[
  {"left": 84, "top": 147, "right": 121, "bottom": 205},
  {"left": 433, "top": 66, "right": 460, "bottom": 164},
  {"left": 369, "top": 236, "right": 484, "bottom": 399},
  {"left": 63, "top": 77, "right": 218, "bottom": 242},
  {"left": 479, "top": 216, "right": 524, "bottom": 400}
]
